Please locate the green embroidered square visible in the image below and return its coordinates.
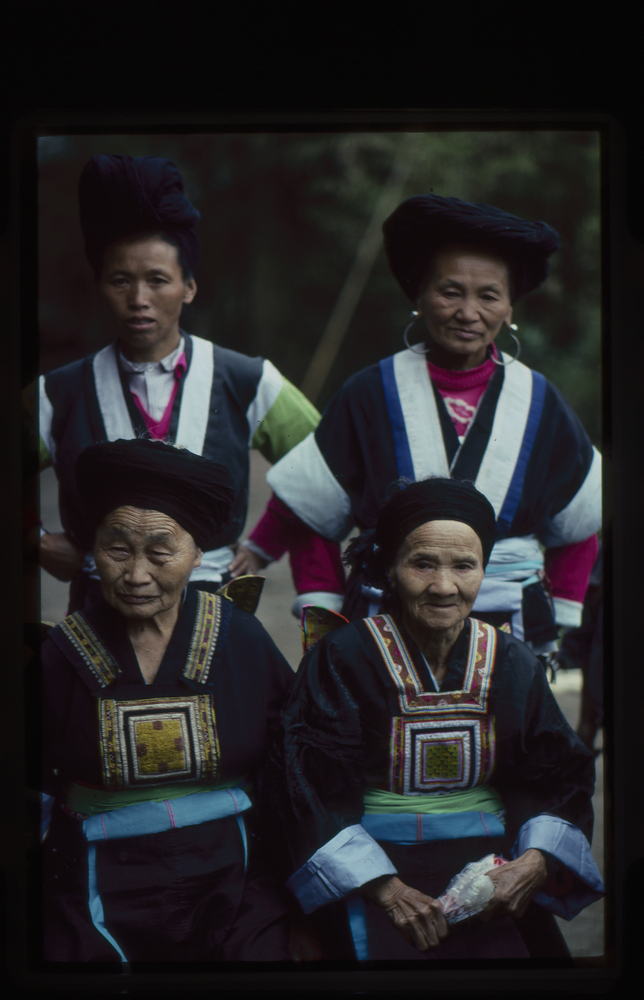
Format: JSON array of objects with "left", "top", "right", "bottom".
[{"left": 421, "top": 742, "right": 461, "bottom": 780}]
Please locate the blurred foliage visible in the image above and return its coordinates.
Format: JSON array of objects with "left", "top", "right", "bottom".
[{"left": 37, "top": 130, "right": 601, "bottom": 445}]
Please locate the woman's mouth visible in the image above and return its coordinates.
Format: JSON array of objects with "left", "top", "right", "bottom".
[
  {"left": 117, "top": 594, "right": 158, "bottom": 604},
  {"left": 449, "top": 328, "right": 480, "bottom": 340},
  {"left": 125, "top": 317, "right": 155, "bottom": 329}
]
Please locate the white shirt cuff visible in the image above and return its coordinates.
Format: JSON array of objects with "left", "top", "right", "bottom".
[
  {"left": 286, "top": 824, "right": 397, "bottom": 914},
  {"left": 512, "top": 814, "right": 604, "bottom": 919},
  {"left": 291, "top": 592, "right": 345, "bottom": 618},
  {"left": 552, "top": 597, "right": 583, "bottom": 628},
  {"left": 239, "top": 539, "right": 274, "bottom": 564}
]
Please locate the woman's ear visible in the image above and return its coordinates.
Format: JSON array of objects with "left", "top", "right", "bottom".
[
  {"left": 504, "top": 305, "right": 514, "bottom": 328},
  {"left": 183, "top": 278, "right": 197, "bottom": 304},
  {"left": 193, "top": 546, "right": 203, "bottom": 569}
]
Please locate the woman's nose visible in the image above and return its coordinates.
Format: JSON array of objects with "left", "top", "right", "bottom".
[
  {"left": 454, "top": 298, "right": 478, "bottom": 321},
  {"left": 428, "top": 569, "right": 458, "bottom": 594},
  {"left": 128, "top": 281, "right": 149, "bottom": 307},
  {"left": 123, "top": 558, "right": 152, "bottom": 584}
]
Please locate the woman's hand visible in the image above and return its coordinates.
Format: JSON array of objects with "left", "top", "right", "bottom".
[
  {"left": 479, "top": 849, "right": 548, "bottom": 921},
  {"left": 228, "top": 545, "right": 269, "bottom": 578},
  {"left": 362, "top": 875, "right": 449, "bottom": 952},
  {"left": 39, "top": 532, "right": 85, "bottom": 581}
]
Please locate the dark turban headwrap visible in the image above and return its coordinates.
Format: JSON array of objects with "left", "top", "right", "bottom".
[
  {"left": 78, "top": 154, "right": 201, "bottom": 278},
  {"left": 345, "top": 478, "right": 496, "bottom": 600},
  {"left": 382, "top": 195, "right": 560, "bottom": 303},
  {"left": 75, "top": 439, "right": 235, "bottom": 551}
]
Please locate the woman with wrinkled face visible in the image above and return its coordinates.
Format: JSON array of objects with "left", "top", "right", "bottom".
[
  {"left": 263, "top": 194, "right": 601, "bottom": 682},
  {"left": 267, "top": 478, "right": 604, "bottom": 961},
  {"left": 34, "top": 438, "right": 295, "bottom": 963}
]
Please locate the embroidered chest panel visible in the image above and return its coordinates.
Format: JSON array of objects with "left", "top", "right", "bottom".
[
  {"left": 59, "top": 590, "right": 224, "bottom": 690},
  {"left": 57, "top": 592, "right": 226, "bottom": 791},
  {"left": 364, "top": 616, "right": 497, "bottom": 794},
  {"left": 98, "top": 693, "right": 220, "bottom": 791}
]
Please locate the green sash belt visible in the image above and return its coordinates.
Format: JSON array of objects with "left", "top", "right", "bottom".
[
  {"left": 363, "top": 784, "right": 504, "bottom": 816},
  {"left": 66, "top": 777, "right": 248, "bottom": 816}
]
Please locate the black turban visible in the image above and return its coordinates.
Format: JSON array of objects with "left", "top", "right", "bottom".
[
  {"left": 382, "top": 195, "right": 561, "bottom": 303},
  {"left": 345, "top": 479, "right": 496, "bottom": 589},
  {"left": 78, "top": 154, "right": 201, "bottom": 277},
  {"left": 75, "top": 439, "right": 235, "bottom": 551}
]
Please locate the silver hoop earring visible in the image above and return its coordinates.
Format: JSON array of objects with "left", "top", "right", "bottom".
[
  {"left": 403, "top": 310, "right": 430, "bottom": 354},
  {"left": 489, "top": 323, "right": 521, "bottom": 366}
]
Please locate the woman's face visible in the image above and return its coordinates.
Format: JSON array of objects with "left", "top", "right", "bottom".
[
  {"left": 99, "top": 236, "right": 197, "bottom": 363},
  {"left": 94, "top": 506, "right": 202, "bottom": 622},
  {"left": 388, "top": 520, "right": 485, "bottom": 637},
  {"left": 416, "top": 248, "right": 513, "bottom": 370}
]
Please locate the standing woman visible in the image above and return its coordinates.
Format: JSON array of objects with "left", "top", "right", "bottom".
[
  {"left": 28, "top": 154, "right": 344, "bottom": 614},
  {"left": 263, "top": 196, "right": 601, "bottom": 651}
]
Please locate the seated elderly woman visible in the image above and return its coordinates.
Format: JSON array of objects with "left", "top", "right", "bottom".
[
  {"left": 33, "top": 439, "right": 294, "bottom": 963},
  {"left": 267, "top": 478, "right": 604, "bottom": 961}
]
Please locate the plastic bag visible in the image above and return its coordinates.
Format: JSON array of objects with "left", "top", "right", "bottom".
[{"left": 437, "top": 854, "right": 507, "bottom": 925}]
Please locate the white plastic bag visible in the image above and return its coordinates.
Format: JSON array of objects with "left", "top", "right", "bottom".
[{"left": 437, "top": 853, "right": 507, "bottom": 925}]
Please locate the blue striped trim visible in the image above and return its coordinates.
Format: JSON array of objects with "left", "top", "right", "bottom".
[
  {"left": 346, "top": 895, "right": 369, "bottom": 960},
  {"left": 498, "top": 370, "right": 546, "bottom": 530},
  {"left": 379, "top": 356, "right": 415, "bottom": 480},
  {"left": 361, "top": 811, "right": 505, "bottom": 844}
]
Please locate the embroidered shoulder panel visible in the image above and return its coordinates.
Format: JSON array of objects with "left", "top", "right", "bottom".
[
  {"left": 98, "top": 694, "right": 220, "bottom": 791},
  {"left": 183, "top": 590, "right": 223, "bottom": 684},
  {"left": 58, "top": 612, "right": 121, "bottom": 688},
  {"left": 364, "top": 615, "right": 497, "bottom": 715}
]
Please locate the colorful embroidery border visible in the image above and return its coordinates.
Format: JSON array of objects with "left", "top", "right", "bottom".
[
  {"left": 98, "top": 694, "right": 220, "bottom": 791},
  {"left": 183, "top": 591, "right": 222, "bottom": 684},
  {"left": 365, "top": 615, "right": 497, "bottom": 715},
  {"left": 59, "top": 612, "right": 121, "bottom": 688}
]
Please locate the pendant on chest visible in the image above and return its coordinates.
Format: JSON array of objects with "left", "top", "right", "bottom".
[{"left": 365, "top": 615, "right": 497, "bottom": 795}]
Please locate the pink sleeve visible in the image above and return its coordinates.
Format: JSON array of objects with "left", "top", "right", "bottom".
[
  {"left": 246, "top": 494, "right": 293, "bottom": 562},
  {"left": 247, "top": 495, "right": 346, "bottom": 595},
  {"left": 544, "top": 535, "right": 599, "bottom": 604}
]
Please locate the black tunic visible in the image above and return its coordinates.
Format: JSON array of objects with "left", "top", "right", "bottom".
[{"left": 33, "top": 588, "right": 295, "bottom": 963}]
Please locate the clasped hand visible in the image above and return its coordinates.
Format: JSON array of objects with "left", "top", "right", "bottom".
[{"left": 363, "top": 849, "right": 547, "bottom": 952}]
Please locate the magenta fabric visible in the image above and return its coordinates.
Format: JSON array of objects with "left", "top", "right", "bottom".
[
  {"left": 427, "top": 353, "right": 496, "bottom": 438},
  {"left": 131, "top": 354, "right": 186, "bottom": 440},
  {"left": 249, "top": 494, "right": 345, "bottom": 595},
  {"left": 545, "top": 534, "right": 599, "bottom": 604}
]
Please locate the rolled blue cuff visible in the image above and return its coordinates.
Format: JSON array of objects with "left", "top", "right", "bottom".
[
  {"left": 512, "top": 814, "right": 605, "bottom": 919},
  {"left": 361, "top": 810, "right": 505, "bottom": 844},
  {"left": 286, "top": 824, "right": 397, "bottom": 914}
]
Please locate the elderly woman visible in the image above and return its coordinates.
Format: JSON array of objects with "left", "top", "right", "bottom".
[
  {"left": 33, "top": 439, "right": 294, "bottom": 963},
  {"left": 267, "top": 479, "right": 603, "bottom": 960},
  {"left": 262, "top": 195, "right": 601, "bottom": 653},
  {"left": 30, "top": 153, "right": 343, "bottom": 616}
]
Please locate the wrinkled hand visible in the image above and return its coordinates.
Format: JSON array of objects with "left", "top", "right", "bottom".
[
  {"left": 362, "top": 875, "right": 449, "bottom": 952},
  {"left": 479, "top": 849, "right": 548, "bottom": 921},
  {"left": 228, "top": 545, "right": 268, "bottom": 578},
  {"left": 39, "top": 532, "right": 85, "bottom": 581}
]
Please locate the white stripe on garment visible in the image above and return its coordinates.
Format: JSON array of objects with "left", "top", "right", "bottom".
[
  {"left": 93, "top": 345, "right": 135, "bottom": 441},
  {"left": 474, "top": 356, "right": 534, "bottom": 518},
  {"left": 175, "top": 335, "right": 215, "bottom": 455},
  {"left": 39, "top": 375, "right": 56, "bottom": 463},
  {"left": 267, "top": 432, "right": 353, "bottom": 541},
  {"left": 392, "top": 349, "right": 450, "bottom": 478},
  {"left": 541, "top": 446, "right": 602, "bottom": 546},
  {"left": 245, "top": 359, "right": 283, "bottom": 445}
]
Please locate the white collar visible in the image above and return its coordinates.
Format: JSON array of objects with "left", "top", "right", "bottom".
[{"left": 118, "top": 335, "right": 185, "bottom": 373}]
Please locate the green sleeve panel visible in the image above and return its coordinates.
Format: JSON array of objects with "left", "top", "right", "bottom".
[
  {"left": 251, "top": 378, "right": 320, "bottom": 465},
  {"left": 39, "top": 436, "right": 52, "bottom": 471}
]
